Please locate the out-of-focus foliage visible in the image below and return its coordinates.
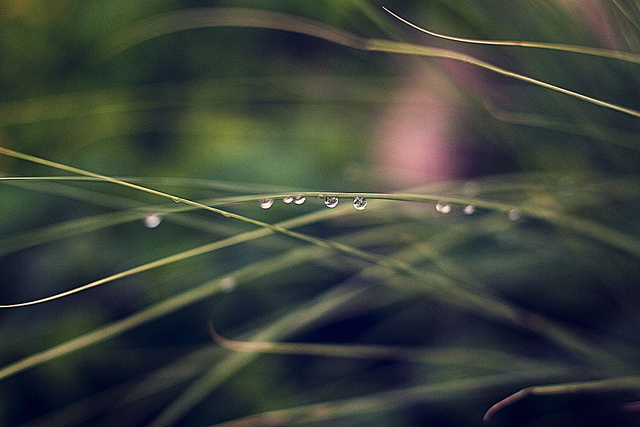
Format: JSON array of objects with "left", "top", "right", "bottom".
[{"left": 1, "top": 1, "right": 640, "bottom": 426}]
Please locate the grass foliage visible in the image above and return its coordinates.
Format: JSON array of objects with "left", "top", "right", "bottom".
[{"left": 1, "top": 1, "right": 640, "bottom": 425}]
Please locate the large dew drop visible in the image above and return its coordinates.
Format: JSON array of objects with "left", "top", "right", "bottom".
[
  {"left": 324, "top": 196, "right": 339, "bottom": 208},
  {"left": 508, "top": 209, "right": 521, "bottom": 221},
  {"left": 435, "top": 201, "right": 451, "bottom": 214},
  {"left": 463, "top": 205, "right": 476, "bottom": 215},
  {"left": 260, "top": 198, "right": 274, "bottom": 209},
  {"left": 143, "top": 214, "right": 163, "bottom": 228},
  {"left": 294, "top": 195, "right": 306, "bottom": 205},
  {"left": 283, "top": 196, "right": 294, "bottom": 204},
  {"left": 353, "top": 196, "right": 367, "bottom": 210}
]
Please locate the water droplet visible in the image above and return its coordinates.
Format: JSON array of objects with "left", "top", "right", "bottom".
[
  {"left": 260, "top": 198, "right": 274, "bottom": 209},
  {"left": 324, "top": 196, "right": 339, "bottom": 208},
  {"left": 435, "top": 201, "right": 451, "bottom": 214},
  {"left": 463, "top": 205, "right": 476, "bottom": 215},
  {"left": 508, "top": 209, "right": 521, "bottom": 221},
  {"left": 283, "top": 196, "right": 294, "bottom": 204},
  {"left": 143, "top": 213, "right": 163, "bottom": 228},
  {"left": 171, "top": 197, "right": 180, "bottom": 203},
  {"left": 220, "top": 277, "right": 237, "bottom": 293},
  {"left": 294, "top": 195, "right": 306, "bottom": 205},
  {"left": 353, "top": 196, "right": 367, "bottom": 210}
]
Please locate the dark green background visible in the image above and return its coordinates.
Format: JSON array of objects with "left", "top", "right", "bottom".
[{"left": 1, "top": 1, "right": 640, "bottom": 425}]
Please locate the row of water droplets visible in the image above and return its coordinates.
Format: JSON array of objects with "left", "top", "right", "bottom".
[
  {"left": 143, "top": 195, "right": 366, "bottom": 228},
  {"left": 436, "top": 200, "right": 475, "bottom": 215},
  {"left": 260, "top": 195, "right": 367, "bottom": 210},
  {"left": 259, "top": 196, "right": 519, "bottom": 219},
  {"left": 436, "top": 200, "right": 520, "bottom": 220},
  {"left": 145, "top": 193, "right": 520, "bottom": 228}
]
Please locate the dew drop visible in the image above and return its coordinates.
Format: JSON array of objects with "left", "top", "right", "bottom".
[
  {"left": 463, "top": 205, "right": 476, "bottom": 215},
  {"left": 324, "top": 196, "right": 339, "bottom": 208},
  {"left": 260, "top": 198, "right": 274, "bottom": 209},
  {"left": 353, "top": 196, "right": 367, "bottom": 210},
  {"left": 435, "top": 201, "right": 451, "bottom": 214},
  {"left": 171, "top": 197, "right": 180, "bottom": 203},
  {"left": 220, "top": 277, "right": 237, "bottom": 293},
  {"left": 508, "top": 209, "right": 521, "bottom": 221},
  {"left": 143, "top": 213, "right": 163, "bottom": 228},
  {"left": 283, "top": 196, "right": 294, "bottom": 204},
  {"left": 294, "top": 195, "right": 306, "bottom": 205}
]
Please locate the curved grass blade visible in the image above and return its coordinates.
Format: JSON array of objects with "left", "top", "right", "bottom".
[
  {"left": 147, "top": 282, "right": 370, "bottom": 427},
  {"left": 484, "top": 376, "right": 640, "bottom": 423},
  {"left": 382, "top": 7, "right": 640, "bottom": 65},
  {"left": 4, "top": 157, "right": 640, "bottom": 262},
  {"left": 483, "top": 101, "right": 640, "bottom": 152},
  {"left": 98, "top": 7, "right": 640, "bottom": 118},
  {"left": 208, "top": 322, "right": 578, "bottom": 374},
  {"left": 0, "top": 199, "right": 353, "bottom": 308},
  {"left": 0, "top": 147, "right": 631, "bottom": 369},
  {"left": 207, "top": 372, "right": 572, "bottom": 427},
  {"left": 0, "top": 246, "right": 329, "bottom": 381}
]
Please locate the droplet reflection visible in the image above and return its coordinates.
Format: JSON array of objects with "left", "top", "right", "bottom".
[
  {"left": 143, "top": 214, "right": 163, "bottom": 228},
  {"left": 220, "top": 277, "right": 237, "bottom": 293},
  {"left": 508, "top": 209, "right": 521, "bottom": 221},
  {"left": 260, "top": 198, "right": 274, "bottom": 209},
  {"left": 353, "top": 196, "right": 367, "bottom": 210},
  {"left": 463, "top": 205, "right": 476, "bottom": 215},
  {"left": 435, "top": 201, "right": 451, "bottom": 214},
  {"left": 324, "top": 196, "right": 339, "bottom": 208}
]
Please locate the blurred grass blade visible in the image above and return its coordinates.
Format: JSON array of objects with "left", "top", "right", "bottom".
[
  {"left": 208, "top": 373, "right": 570, "bottom": 427},
  {"left": 148, "top": 283, "right": 370, "bottom": 427},
  {"left": 0, "top": 195, "right": 356, "bottom": 307},
  {"left": 208, "top": 322, "right": 576, "bottom": 373},
  {"left": 0, "top": 146, "right": 632, "bottom": 370},
  {"left": 98, "top": 7, "right": 367, "bottom": 59},
  {"left": 483, "top": 101, "right": 640, "bottom": 152},
  {"left": 3, "top": 146, "right": 640, "bottom": 260},
  {"left": 484, "top": 376, "right": 640, "bottom": 422},
  {"left": 99, "top": 7, "right": 640, "bottom": 118},
  {"left": 0, "top": 246, "right": 328, "bottom": 381}
]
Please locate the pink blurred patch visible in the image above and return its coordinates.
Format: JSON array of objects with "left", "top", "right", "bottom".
[{"left": 373, "top": 66, "right": 464, "bottom": 185}]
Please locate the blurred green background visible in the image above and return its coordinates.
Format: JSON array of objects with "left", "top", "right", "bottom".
[{"left": 1, "top": 0, "right": 640, "bottom": 426}]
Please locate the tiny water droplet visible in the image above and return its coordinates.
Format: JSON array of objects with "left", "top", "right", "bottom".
[
  {"left": 294, "top": 195, "right": 306, "bottom": 205},
  {"left": 283, "top": 196, "right": 294, "bottom": 204},
  {"left": 172, "top": 197, "right": 180, "bottom": 203},
  {"left": 353, "top": 196, "right": 367, "bottom": 210},
  {"left": 260, "top": 198, "right": 274, "bottom": 209},
  {"left": 324, "top": 196, "right": 339, "bottom": 208},
  {"left": 143, "top": 213, "right": 163, "bottom": 228},
  {"left": 463, "top": 205, "right": 476, "bottom": 215},
  {"left": 435, "top": 201, "right": 451, "bottom": 214},
  {"left": 220, "top": 277, "right": 237, "bottom": 293},
  {"left": 508, "top": 209, "right": 521, "bottom": 221}
]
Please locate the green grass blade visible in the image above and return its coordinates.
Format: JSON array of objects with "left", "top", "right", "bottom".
[
  {"left": 99, "top": 7, "right": 640, "bottom": 118},
  {"left": 383, "top": 7, "right": 640, "bottom": 65}
]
